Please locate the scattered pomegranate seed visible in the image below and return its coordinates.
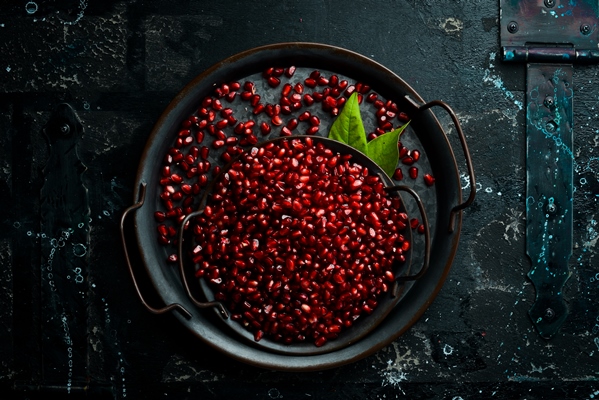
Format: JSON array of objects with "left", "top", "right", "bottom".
[
  {"left": 402, "top": 156, "right": 415, "bottom": 165},
  {"left": 410, "top": 218, "right": 419, "bottom": 229},
  {"left": 411, "top": 149, "right": 421, "bottom": 162},
  {"left": 285, "top": 66, "right": 296, "bottom": 78},
  {"left": 392, "top": 168, "right": 403, "bottom": 180},
  {"left": 303, "top": 94, "right": 315, "bottom": 106},
  {"left": 271, "top": 115, "right": 283, "bottom": 126},
  {"left": 282, "top": 83, "right": 292, "bottom": 97},
  {"left": 306, "top": 126, "right": 319, "bottom": 135},
  {"left": 260, "top": 122, "right": 271, "bottom": 135},
  {"left": 286, "top": 118, "right": 299, "bottom": 130},
  {"left": 304, "top": 78, "right": 317, "bottom": 88},
  {"left": 408, "top": 166, "right": 418, "bottom": 179},
  {"left": 424, "top": 173, "right": 436, "bottom": 186}
]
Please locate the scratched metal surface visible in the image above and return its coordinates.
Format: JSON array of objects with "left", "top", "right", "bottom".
[{"left": 1, "top": 0, "right": 599, "bottom": 398}]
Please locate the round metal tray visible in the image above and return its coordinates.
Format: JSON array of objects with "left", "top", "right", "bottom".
[{"left": 121, "top": 42, "right": 475, "bottom": 371}]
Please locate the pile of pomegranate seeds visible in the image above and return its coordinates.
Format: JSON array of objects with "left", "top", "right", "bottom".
[
  {"left": 191, "top": 137, "right": 410, "bottom": 346},
  {"left": 153, "top": 65, "right": 436, "bottom": 345}
]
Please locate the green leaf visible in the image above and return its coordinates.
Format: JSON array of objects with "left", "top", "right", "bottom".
[
  {"left": 366, "top": 122, "right": 410, "bottom": 177},
  {"left": 328, "top": 93, "right": 368, "bottom": 155}
]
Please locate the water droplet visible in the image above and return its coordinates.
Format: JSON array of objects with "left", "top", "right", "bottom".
[
  {"left": 443, "top": 344, "right": 454, "bottom": 355},
  {"left": 73, "top": 243, "right": 87, "bottom": 257},
  {"left": 25, "top": 2, "right": 38, "bottom": 15}
]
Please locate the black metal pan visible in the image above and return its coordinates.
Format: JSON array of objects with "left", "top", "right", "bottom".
[{"left": 120, "top": 42, "right": 475, "bottom": 371}]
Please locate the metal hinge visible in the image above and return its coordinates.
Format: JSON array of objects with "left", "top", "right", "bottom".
[{"left": 500, "top": 0, "right": 599, "bottom": 339}]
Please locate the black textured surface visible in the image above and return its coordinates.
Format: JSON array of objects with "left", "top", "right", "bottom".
[{"left": 1, "top": 1, "right": 599, "bottom": 399}]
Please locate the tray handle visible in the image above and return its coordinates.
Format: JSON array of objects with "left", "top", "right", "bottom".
[
  {"left": 385, "top": 185, "right": 430, "bottom": 295},
  {"left": 178, "top": 210, "right": 229, "bottom": 319},
  {"left": 405, "top": 96, "right": 476, "bottom": 233},
  {"left": 120, "top": 183, "right": 192, "bottom": 318}
]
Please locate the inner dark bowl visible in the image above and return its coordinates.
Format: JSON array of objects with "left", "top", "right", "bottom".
[{"left": 178, "top": 135, "right": 420, "bottom": 356}]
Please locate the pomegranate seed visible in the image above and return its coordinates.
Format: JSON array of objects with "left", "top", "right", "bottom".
[
  {"left": 285, "top": 66, "right": 296, "bottom": 77},
  {"left": 424, "top": 173, "right": 435, "bottom": 186},
  {"left": 344, "top": 85, "right": 356, "bottom": 97},
  {"left": 298, "top": 111, "right": 311, "bottom": 121},
  {"left": 304, "top": 78, "right": 317, "bottom": 88},
  {"left": 316, "top": 76, "right": 328, "bottom": 86},
  {"left": 392, "top": 168, "right": 403, "bottom": 180},
  {"left": 263, "top": 67, "right": 274, "bottom": 78},
  {"left": 398, "top": 112, "right": 410, "bottom": 122},
  {"left": 271, "top": 115, "right": 283, "bottom": 126},
  {"left": 410, "top": 218, "right": 419, "bottom": 229},
  {"left": 287, "top": 118, "right": 299, "bottom": 130},
  {"left": 240, "top": 91, "right": 252, "bottom": 101},
  {"left": 323, "top": 96, "right": 337, "bottom": 110},
  {"left": 329, "top": 74, "right": 339, "bottom": 87},
  {"left": 411, "top": 149, "right": 421, "bottom": 162},
  {"left": 260, "top": 122, "right": 271, "bottom": 135},
  {"left": 253, "top": 103, "right": 265, "bottom": 115},
  {"left": 306, "top": 126, "right": 319, "bottom": 135},
  {"left": 409, "top": 167, "right": 418, "bottom": 179},
  {"left": 402, "top": 156, "right": 415, "bottom": 165},
  {"left": 303, "top": 94, "right": 314, "bottom": 106},
  {"left": 399, "top": 146, "right": 409, "bottom": 158},
  {"left": 281, "top": 83, "right": 292, "bottom": 97}
]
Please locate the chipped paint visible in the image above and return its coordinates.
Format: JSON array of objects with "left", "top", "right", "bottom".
[{"left": 439, "top": 17, "right": 463, "bottom": 34}]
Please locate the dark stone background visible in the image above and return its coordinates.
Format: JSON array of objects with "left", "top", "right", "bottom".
[{"left": 1, "top": 0, "right": 598, "bottom": 398}]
